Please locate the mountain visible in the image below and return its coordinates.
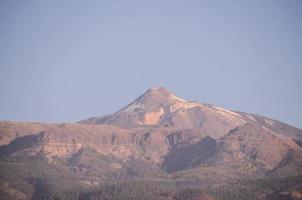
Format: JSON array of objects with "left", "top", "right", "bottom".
[
  {"left": 80, "top": 87, "right": 246, "bottom": 138},
  {"left": 0, "top": 87, "right": 302, "bottom": 200},
  {"left": 80, "top": 87, "right": 302, "bottom": 140}
]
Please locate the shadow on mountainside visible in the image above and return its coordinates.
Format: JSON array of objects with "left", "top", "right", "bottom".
[
  {"left": 163, "top": 136, "right": 217, "bottom": 172},
  {"left": 0, "top": 133, "right": 43, "bottom": 157}
]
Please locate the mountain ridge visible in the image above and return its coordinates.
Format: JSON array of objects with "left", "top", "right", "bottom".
[{"left": 80, "top": 87, "right": 302, "bottom": 140}]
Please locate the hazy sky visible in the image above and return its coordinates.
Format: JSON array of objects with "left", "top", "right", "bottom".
[{"left": 0, "top": 1, "right": 301, "bottom": 128}]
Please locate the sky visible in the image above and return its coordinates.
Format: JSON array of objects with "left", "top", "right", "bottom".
[{"left": 0, "top": 0, "right": 301, "bottom": 128}]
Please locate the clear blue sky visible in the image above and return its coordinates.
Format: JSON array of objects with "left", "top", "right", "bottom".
[{"left": 0, "top": 0, "right": 301, "bottom": 128}]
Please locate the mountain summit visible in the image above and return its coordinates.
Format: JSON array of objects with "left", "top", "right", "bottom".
[
  {"left": 121, "top": 87, "right": 185, "bottom": 112},
  {"left": 81, "top": 87, "right": 246, "bottom": 137},
  {"left": 123, "top": 87, "right": 195, "bottom": 114},
  {"left": 80, "top": 87, "right": 302, "bottom": 140}
]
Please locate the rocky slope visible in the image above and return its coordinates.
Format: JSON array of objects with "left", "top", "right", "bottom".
[
  {"left": 81, "top": 88, "right": 246, "bottom": 138},
  {"left": 0, "top": 87, "right": 301, "bottom": 200}
]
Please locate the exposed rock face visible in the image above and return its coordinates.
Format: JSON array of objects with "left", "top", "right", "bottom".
[
  {"left": 0, "top": 87, "right": 302, "bottom": 200},
  {"left": 143, "top": 107, "right": 164, "bottom": 125}
]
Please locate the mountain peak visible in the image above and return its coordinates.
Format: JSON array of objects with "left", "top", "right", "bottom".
[
  {"left": 81, "top": 86, "right": 248, "bottom": 131},
  {"left": 79, "top": 87, "right": 302, "bottom": 142},
  {"left": 144, "top": 87, "right": 173, "bottom": 96},
  {"left": 124, "top": 87, "right": 186, "bottom": 112},
  {"left": 146, "top": 87, "right": 186, "bottom": 102}
]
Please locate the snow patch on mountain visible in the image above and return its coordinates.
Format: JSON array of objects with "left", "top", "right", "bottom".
[
  {"left": 123, "top": 101, "right": 146, "bottom": 112},
  {"left": 170, "top": 94, "right": 186, "bottom": 102}
]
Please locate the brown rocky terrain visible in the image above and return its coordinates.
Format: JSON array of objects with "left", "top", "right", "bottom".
[{"left": 0, "top": 87, "right": 301, "bottom": 200}]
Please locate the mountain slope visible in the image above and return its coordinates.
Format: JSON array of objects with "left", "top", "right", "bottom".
[
  {"left": 80, "top": 87, "right": 302, "bottom": 141},
  {"left": 81, "top": 87, "right": 246, "bottom": 138}
]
